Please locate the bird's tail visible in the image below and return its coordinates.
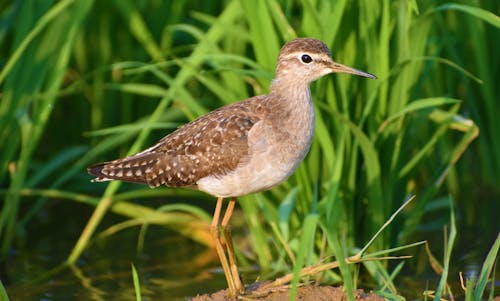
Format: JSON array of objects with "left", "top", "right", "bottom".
[{"left": 87, "top": 153, "right": 159, "bottom": 186}]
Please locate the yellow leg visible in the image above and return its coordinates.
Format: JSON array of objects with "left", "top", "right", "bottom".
[
  {"left": 221, "top": 197, "right": 244, "bottom": 294},
  {"left": 210, "top": 197, "right": 237, "bottom": 296}
]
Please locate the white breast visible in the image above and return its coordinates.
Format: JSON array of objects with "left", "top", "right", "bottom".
[{"left": 197, "top": 90, "right": 315, "bottom": 198}]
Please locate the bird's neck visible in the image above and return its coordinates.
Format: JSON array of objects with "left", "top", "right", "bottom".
[
  {"left": 262, "top": 76, "right": 316, "bottom": 168},
  {"left": 268, "top": 76, "right": 315, "bottom": 140},
  {"left": 269, "top": 76, "right": 313, "bottom": 113}
]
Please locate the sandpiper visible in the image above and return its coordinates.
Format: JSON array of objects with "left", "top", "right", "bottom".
[{"left": 88, "top": 38, "right": 376, "bottom": 298}]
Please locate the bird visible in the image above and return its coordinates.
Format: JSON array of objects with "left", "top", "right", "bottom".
[{"left": 87, "top": 38, "right": 376, "bottom": 298}]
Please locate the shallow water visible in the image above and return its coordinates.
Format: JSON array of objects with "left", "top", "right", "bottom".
[
  {"left": 3, "top": 202, "right": 229, "bottom": 301},
  {"left": 3, "top": 201, "right": 498, "bottom": 300}
]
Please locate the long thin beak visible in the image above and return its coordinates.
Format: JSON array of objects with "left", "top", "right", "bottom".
[{"left": 329, "top": 61, "right": 377, "bottom": 79}]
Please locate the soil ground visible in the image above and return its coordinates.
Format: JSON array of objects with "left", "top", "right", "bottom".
[{"left": 190, "top": 281, "right": 385, "bottom": 301}]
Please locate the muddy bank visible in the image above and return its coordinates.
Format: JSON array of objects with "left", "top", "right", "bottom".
[{"left": 190, "top": 281, "right": 385, "bottom": 301}]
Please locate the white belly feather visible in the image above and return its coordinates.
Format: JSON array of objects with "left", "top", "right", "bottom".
[{"left": 197, "top": 94, "right": 315, "bottom": 197}]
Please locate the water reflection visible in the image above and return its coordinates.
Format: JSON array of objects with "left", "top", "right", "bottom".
[{"left": 6, "top": 212, "right": 228, "bottom": 301}]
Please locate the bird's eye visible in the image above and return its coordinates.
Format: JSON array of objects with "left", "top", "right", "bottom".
[{"left": 301, "top": 54, "right": 313, "bottom": 64}]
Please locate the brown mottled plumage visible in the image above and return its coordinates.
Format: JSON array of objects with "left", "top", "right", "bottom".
[
  {"left": 87, "top": 38, "right": 376, "bottom": 297},
  {"left": 88, "top": 101, "right": 262, "bottom": 188}
]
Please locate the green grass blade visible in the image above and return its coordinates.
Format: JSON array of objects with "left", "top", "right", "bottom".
[
  {"left": 327, "top": 229, "right": 355, "bottom": 301},
  {"left": 377, "top": 97, "right": 461, "bottom": 134},
  {"left": 240, "top": 1, "right": 279, "bottom": 71},
  {"left": 25, "top": 146, "right": 88, "bottom": 188},
  {"left": 433, "top": 197, "right": 456, "bottom": 300},
  {"left": 473, "top": 233, "right": 500, "bottom": 300},
  {"left": 105, "top": 83, "right": 168, "bottom": 98},
  {"left": 0, "top": 280, "right": 9, "bottom": 301},
  {"left": 86, "top": 122, "right": 179, "bottom": 137},
  {"left": 0, "top": 0, "right": 74, "bottom": 85},
  {"left": 434, "top": 4, "right": 500, "bottom": 28},
  {"left": 278, "top": 187, "right": 299, "bottom": 241},
  {"left": 289, "top": 213, "right": 319, "bottom": 301},
  {"left": 131, "top": 263, "right": 142, "bottom": 301},
  {"left": 240, "top": 194, "right": 273, "bottom": 269},
  {"left": 112, "top": 0, "right": 163, "bottom": 61}
]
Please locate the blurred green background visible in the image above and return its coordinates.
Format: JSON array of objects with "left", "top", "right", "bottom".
[{"left": 0, "top": 0, "right": 499, "bottom": 299}]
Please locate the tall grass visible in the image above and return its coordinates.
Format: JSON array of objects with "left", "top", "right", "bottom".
[
  {"left": 0, "top": 0, "right": 498, "bottom": 297},
  {"left": 0, "top": 0, "right": 95, "bottom": 254}
]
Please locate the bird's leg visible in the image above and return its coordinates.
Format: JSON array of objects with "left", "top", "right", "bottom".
[
  {"left": 221, "top": 197, "right": 244, "bottom": 294},
  {"left": 210, "top": 197, "right": 237, "bottom": 296}
]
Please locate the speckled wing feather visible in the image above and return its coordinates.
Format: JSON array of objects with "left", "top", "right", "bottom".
[{"left": 87, "top": 97, "right": 263, "bottom": 188}]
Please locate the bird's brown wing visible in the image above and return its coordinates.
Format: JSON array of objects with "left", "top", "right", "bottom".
[{"left": 87, "top": 99, "right": 262, "bottom": 188}]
